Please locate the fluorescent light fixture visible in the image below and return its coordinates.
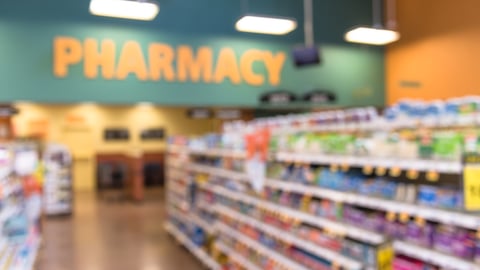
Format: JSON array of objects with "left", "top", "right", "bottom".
[
  {"left": 235, "top": 15, "right": 297, "bottom": 35},
  {"left": 345, "top": 26, "right": 400, "bottom": 45},
  {"left": 89, "top": 0, "right": 159, "bottom": 21}
]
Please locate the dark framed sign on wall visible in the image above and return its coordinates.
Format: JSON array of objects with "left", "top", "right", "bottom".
[
  {"left": 140, "top": 128, "right": 165, "bottom": 141},
  {"left": 104, "top": 128, "right": 130, "bottom": 141}
]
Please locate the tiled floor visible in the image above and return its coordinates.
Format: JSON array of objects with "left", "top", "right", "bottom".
[{"left": 36, "top": 189, "right": 202, "bottom": 270}]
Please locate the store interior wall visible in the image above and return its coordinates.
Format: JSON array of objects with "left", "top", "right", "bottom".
[
  {"left": 386, "top": 0, "right": 480, "bottom": 104},
  {"left": 0, "top": 0, "right": 385, "bottom": 108},
  {"left": 12, "top": 103, "right": 216, "bottom": 191}
]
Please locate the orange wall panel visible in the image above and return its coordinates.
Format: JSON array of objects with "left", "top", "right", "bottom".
[{"left": 387, "top": 0, "right": 480, "bottom": 104}]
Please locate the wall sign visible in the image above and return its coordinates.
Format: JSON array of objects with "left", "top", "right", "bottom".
[
  {"left": 259, "top": 91, "right": 297, "bottom": 105},
  {"left": 215, "top": 109, "right": 242, "bottom": 120},
  {"left": 104, "top": 128, "right": 130, "bottom": 141},
  {"left": 53, "top": 37, "right": 286, "bottom": 87},
  {"left": 140, "top": 128, "right": 165, "bottom": 140},
  {"left": 0, "top": 21, "right": 385, "bottom": 107},
  {"left": 302, "top": 89, "right": 336, "bottom": 104},
  {"left": 187, "top": 108, "right": 213, "bottom": 119}
]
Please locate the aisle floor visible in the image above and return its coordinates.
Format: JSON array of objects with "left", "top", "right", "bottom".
[{"left": 36, "top": 190, "right": 202, "bottom": 270}]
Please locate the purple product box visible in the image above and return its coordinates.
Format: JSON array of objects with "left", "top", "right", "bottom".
[
  {"left": 433, "top": 225, "right": 476, "bottom": 259},
  {"left": 363, "top": 213, "right": 386, "bottom": 232},
  {"left": 476, "top": 239, "right": 480, "bottom": 263},
  {"left": 385, "top": 221, "right": 408, "bottom": 238},
  {"left": 405, "top": 222, "right": 434, "bottom": 248}
]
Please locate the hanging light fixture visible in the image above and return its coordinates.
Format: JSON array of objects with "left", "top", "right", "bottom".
[
  {"left": 89, "top": 0, "right": 160, "bottom": 21},
  {"left": 235, "top": 0, "right": 297, "bottom": 35},
  {"left": 344, "top": 0, "right": 399, "bottom": 45}
]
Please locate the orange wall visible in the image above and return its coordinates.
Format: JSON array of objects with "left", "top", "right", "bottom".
[{"left": 386, "top": 0, "right": 480, "bottom": 104}]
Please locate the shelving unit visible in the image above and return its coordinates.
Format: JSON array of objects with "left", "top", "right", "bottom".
[
  {"left": 215, "top": 222, "right": 309, "bottom": 270},
  {"left": 166, "top": 145, "right": 480, "bottom": 269},
  {"left": 165, "top": 223, "right": 220, "bottom": 270},
  {"left": 185, "top": 162, "right": 480, "bottom": 230},
  {"left": 215, "top": 204, "right": 363, "bottom": 270},
  {"left": 0, "top": 143, "right": 42, "bottom": 270},
  {"left": 211, "top": 185, "right": 385, "bottom": 245},
  {"left": 166, "top": 101, "right": 480, "bottom": 270},
  {"left": 214, "top": 241, "right": 262, "bottom": 270},
  {"left": 169, "top": 207, "right": 214, "bottom": 234},
  {"left": 276, "top": 152, "right": 462, "bottom": 174},
  {"left": 393, "top": 241, "right": 480, "bottom": 270}
]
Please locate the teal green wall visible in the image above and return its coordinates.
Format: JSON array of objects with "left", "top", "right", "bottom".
[{"left": 0, "top": 0, "right": 385, "bottom": 107}]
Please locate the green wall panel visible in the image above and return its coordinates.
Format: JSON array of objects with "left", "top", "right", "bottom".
[{"left": 0, "top": 0, "right": 385, "bottom": 107}]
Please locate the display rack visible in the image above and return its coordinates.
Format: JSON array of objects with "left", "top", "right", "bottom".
[
  {"left": 171, "top": 160, "right": 480, "bottom": 230},
  {"left": 0, "top": 142, "right": 42, "bottom": 270},
  {"left": 214, "top": 241, "right": 262, "bottom": 270},
  {"left": 166, "top": 100, "right": 480, "bottom": 270},
  {"left": 165, "top": 223, "right": 220, "bottom": 270},
  {"left": 214, "top": 222, "right": 309, "bottom": 270},
  {"left": 42, "top": 143, "right": 73, "bottom": 216},
  {"left": 166, "top": 147, "right": 480, "bottom": 269},
  {"left": 215, "top": 204, "right": 363, "bottom": 269}
]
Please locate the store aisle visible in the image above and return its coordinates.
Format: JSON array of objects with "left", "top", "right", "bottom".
[{"left": 36, "top": 190, "right": 201, "bottom": 270}]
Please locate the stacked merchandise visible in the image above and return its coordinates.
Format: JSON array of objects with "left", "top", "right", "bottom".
[
  {"left": 166, "top": 96, "right": 480, "bottom": 270},
  {"left": 165, "top": 140, "right": 221, "bottom": 270},
  {"left": 42, "top": 143, "right": 73, "bottom": 216},
  {"left": 0, "top": 143, "right": 42, "bottom": 270}
]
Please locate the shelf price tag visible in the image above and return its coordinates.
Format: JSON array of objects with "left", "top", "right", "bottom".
[
  {"left": 386, "top": 212, "right": 396, "bottom": 222},
  {"left": 406, "top": 170, "right": 419, "bottom": 180},
  {"left": 426, "top": 170, "right": 439, "bottom": 182},
  {"left": 376, "top": 167, "right": 387, "bottom": 176},
  {"left": 399, "top": 213, "right": 410, "bottom": 223},
  {"left": 389, "top": 166, "right": 401, "bottom": 177},
  {"left": 377, "top": 245, "right": 394, "bottom": 270},
  {"left": 330, "top": 164, "right": 339, "bottom": 173},
  {"left": 415, "top": 217, "right": 426, "bottom": 227},
  {"left": 363, "top": 165, "right": 373, "bottom": 175},
  {"left": 463, "top": 154, "right": 480, "bottom": 211},
  {"left": 341, "top": 163, "right": 350, "bottom": 172}
]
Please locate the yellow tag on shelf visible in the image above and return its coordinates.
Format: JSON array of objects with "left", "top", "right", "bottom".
[
  {"left": 389, "top": 167, "right": 401, "bottom": 177},
  {"left": 341, "top": 163, "right": 350, "bottom": 172},
  {"left": 386, "top": 212, "right": 396, "bottom": 222},
  {"left": 415, "top": 217, "right": 426, "bottom": 227},
  {"left": 363, "top": 165, "right": 373, "bottom": 175},
  {"left": 406, "top": 170, "right": 419, "bottom": 180},
  {"left": 426, "top": 171, "right": 439, "bottom": 182},
  {"left": 377, "top": 245, "right": 394, "bottom": 270},
  {"left": 464, "top": 165, "right": 480, "bottom": 211},
  {"left": 376, "top": 167, "right": 387, "bottom": 176},
  {"left": 399, "top": 213, "right": 409, "bottom": 223},
  {"left": 330, "top": 164, "right": 339, "bottom": 173}
]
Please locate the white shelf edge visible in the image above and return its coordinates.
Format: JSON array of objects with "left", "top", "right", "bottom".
[
  {"left": 167, "top": 146, "right": 246, "bottom": 159},
  {"left": 212, "top": 185, "right": 385, "bottom": 245},
  {"left": 191, "top": 161, "right": 480, "bottom": 230},
  {"left": 165, "top": 223, "right": 220, "bottom": 270},
  {"left": 169, "top": 208, "right": 215, "bottom": 235},
  {"left": 265, "top": 180, "right": 480, "bottom": 230},
  {"left": 215, "top": 222, "right": 309, "bottom": 270},
  {"left": 15, "top": 237, "right": 42, "bottom": 270},
  {"left": 214, "top": 205, "right": 363, "bottom": 270},
  {"left": 214, "top": 242, "right": 262, "bottom": 270},
  {"left": 393, "top": 241, "right": 480, "bottom": 270},
  {"left": 276, "top": 152, "right": 462, "bottom": 174}
]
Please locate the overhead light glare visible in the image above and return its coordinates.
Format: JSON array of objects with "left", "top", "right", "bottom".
[
  {"left": 345, "top": 26, "right": 400, "bottom": 45},
  {"left": 89, "top": 0, "right": 160, "bottom": 21},
  {"left": 235, "top": 15, "right": 297, "bottom": 35}
]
